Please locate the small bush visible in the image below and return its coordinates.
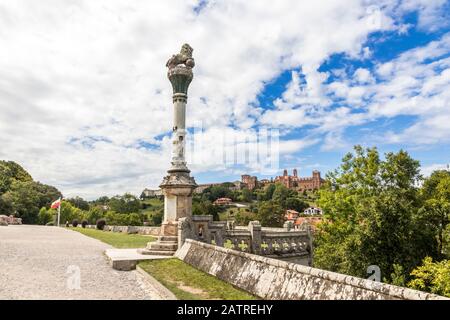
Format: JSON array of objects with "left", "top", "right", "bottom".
[
  {"left": 72, "top": 219, "right": 79, "bottom": 227},
  {"left": 45, "top": 222, "right": 54, "bottom": 226},
  {"left": 96, "top": 218, "right": 106, "bottom": 230},
  {"left": 81, "top": 220, "right": 88, "bottom": 228}
]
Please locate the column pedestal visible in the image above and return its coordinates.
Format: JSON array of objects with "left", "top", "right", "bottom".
[{"left": 139, "top": 171, "right": 196, "bottom": 255}]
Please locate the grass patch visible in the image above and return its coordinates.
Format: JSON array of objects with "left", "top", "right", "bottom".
[
  {"left": 139, "top": 259, "right": 258, "bottom": 300},
  {"left": 71, "top": 227, "right": 155, "bottom": 248}
]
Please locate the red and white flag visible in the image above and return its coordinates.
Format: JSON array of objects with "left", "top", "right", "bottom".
[{"left": 51, "top": 198, "right": 61, "bottom": 209}]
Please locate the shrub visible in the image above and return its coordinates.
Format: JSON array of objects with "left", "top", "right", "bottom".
[
  {"left": 81, "top": 220, "right": 88, "bottom": 228},
  {"left": 45, "top": 222, "right": 54, "bottom": 226},
  {"left": 96, "top": 218, "right": 106, "bottom": 230},
  {"left": 127, "top": 213, "right": 143, "bottom": 226},
  {"left": 72, "top": 219, "right": 79, "bottom": 227}
]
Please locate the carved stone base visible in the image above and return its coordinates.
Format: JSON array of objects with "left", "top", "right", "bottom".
[{"left": 161, "top": 221, "right": 178, "bottom": 236}]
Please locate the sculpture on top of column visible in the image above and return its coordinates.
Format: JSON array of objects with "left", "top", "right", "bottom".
[{"left": 140, "top": 44, "right": 197, "bottom": 256}]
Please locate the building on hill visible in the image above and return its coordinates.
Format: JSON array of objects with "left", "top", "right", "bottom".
[
  {"left": 304, "top": 207, "right": 323, "bottom": 215},
  {"left": 294, "top": 216, "right": 322, "bottom": 231},
  {"left": 141, "top": 188, "right": 163, "bottom": 198},
  {"left": 285, "top": 209, "right": 300, "bottom": 221},
  {"left": 213, "top": 197, "right": 232, "bottom": 206},
  {"left": 274, "top": 169, "right": 324, "bottom": 192},
  {"left": 193, "top": 181, "right": 243, "bottom": 194},
  {"left": 241, "top": 174, "right": 258, "bottom": 190}
]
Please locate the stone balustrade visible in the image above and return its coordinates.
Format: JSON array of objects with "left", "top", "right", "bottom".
[{"left": 178, "top": 215, "right": 313, "bottom": 265}]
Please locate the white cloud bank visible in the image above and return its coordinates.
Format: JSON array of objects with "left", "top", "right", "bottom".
[{"left": 0, "top": 0, "right": 448, "bottom": 199}]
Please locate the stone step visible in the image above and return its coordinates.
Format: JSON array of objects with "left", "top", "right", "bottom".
[
  {"left": 139, "top": 249, "right": 176, "bottom": 256},
  {"left": 158, "top": 235, "right": 178, "bottom": 242},
  {"left": 158, "top": 240, "right": 178, "bottom": 244},
  {"left": 148, "top": 242, "right": 178, "bottom": 251}
]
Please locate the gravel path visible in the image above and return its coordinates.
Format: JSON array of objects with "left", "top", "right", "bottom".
[{"left": 0, "top": 225, "right": 166, "bottom": 299}]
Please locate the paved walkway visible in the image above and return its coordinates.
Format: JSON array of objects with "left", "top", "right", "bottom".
[{"left": 0, "top": 225, "right": 167, "bottom": 299}]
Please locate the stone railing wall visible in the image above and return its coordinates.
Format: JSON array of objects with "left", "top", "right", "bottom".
[
  {"left": 178, "top": 215, "right": 312, "bottom": 264},
  {"left": 0, "top": 215, "right": 22, "bottom": 225},
  {"left": 83, "top": 224, "right": 160, "bottom": 236},
  {"left": 176, "top": 239, "right": 448, "bottom": 300}
]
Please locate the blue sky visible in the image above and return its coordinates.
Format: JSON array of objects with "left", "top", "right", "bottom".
[
  {"left": 1, "top": 1, "right": 449, "bottom": 199},
  {"left": 197, "top": 6, "right": 450, "bottom": 184}
]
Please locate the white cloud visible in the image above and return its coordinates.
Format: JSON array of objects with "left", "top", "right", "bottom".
[
  {"left": 421, "top": 163, "right": 450, "bottom": 177},
  {"left": 0, "top": 0, "right": 448, "bottom": 198}
]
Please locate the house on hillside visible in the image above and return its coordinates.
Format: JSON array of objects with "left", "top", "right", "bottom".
[
  {"left": 303, "top": 207, "right": 323, "bottom": 215},
  {"left": 213, "top": 198, "right": 232, "bottom": 206}
]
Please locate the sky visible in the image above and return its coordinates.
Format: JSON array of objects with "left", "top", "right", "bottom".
[{"left": 0, "top": 0, "right": 450, "bottom": 200}]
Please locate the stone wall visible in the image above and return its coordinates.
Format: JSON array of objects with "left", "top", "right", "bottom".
[
  {"left": 84, "top": 224, "right": 160, "bottom": 236},
  {"left": 175, "top": 239, "right": 447, "bottom": 300},
  {"left": 0, "top": 215, "right": 22, "bottom": 225},
  {"left": 178, "top": 216, "right": 312, "bottom": 264}
]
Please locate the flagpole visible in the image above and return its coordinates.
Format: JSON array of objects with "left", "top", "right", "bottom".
[{"left": 57, "top": 197, "right": 61, "bottom": 227}]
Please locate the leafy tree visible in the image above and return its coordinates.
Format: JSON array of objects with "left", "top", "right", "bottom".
[
  {"left": 241, "top": 188, "right": 253, "bottom": 203},
  {"left": 0, "top": 194, "right": 13, "bottom": 215},
  {"left": 444, "top": 224, "right": 450, "bottom": 258},
  {"left": 38, "top": 207, "right": 54, "bottom": 225},
  {"left": 104, "top": 211, "right": 128, "bottom": 225},
  {"left": 108, "top": 193, "right": 141, "bottom": 214},
  {"left": 7, "top": 180, "right": 62, "bottom": 223},
  {"left": 0, "top": 160, "right": 33, "bottom": 194},
  {"left": 192, "top": 200, "right": 220, "bottom": 220},
  {"left": 91, "top": 196, "right": 110, "bottom": 205},
  {"left": 234, "top": 209, "right": 257, "bottom": 225},
  {"left": 285, "top": 197, "right": 309, "bottom": 213},
  {"left": 148, "top": 209, "right": 163, "bottom": 226},
  {"left": 314, "top": 146, "right": 426, "bottom": 281},
  {"left": 203, "top": 184, "right": 233, "bottom": 202},
  {"left": 127, "top": 213, "right": 143, "bottom": 226},
  {"left": 59, "top": 201, "right": 84, "bottom": 225},
  {"left": 418, "top": 171, "right": 450, "bottom": 257},
  {"left": 87, "top": 206, "right": 104, "bottom": 224},
  {"left": 67, "top": 196, "right": 90, "bottom": 211},
  {"left": 256, "top": 201, "right": 284, "bottom": 227},
  {"left": 0, "top": 160, "right": 62, "bottom": 223},
  {"left": 272, "top": 183, "right": 290, "bottom": 205},
  {"left": 387, "top": 264, "right": 406, "bottom": 287},
  {"left": 408, "top": 257, "right": 450, "bottom": 297},
  {"left": 264, "top": 184, "right": 276, "bottom": 200}
]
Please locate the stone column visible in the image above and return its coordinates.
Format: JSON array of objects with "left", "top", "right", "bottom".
[
  {"left": 248, "top": 221, "right": 262, "bottom": 254},
  {"left": 159, "top": 44, "right": 197, "bottom": 236}
]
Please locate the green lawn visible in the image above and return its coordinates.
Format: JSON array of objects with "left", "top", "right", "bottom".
[
  {"left": 138, "top": 259, "right": 258, "bottom": 300},
  {"left": 71, "top": 227, "right": 155, "bottom": 248}
]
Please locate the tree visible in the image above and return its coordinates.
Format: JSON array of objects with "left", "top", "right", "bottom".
[
  {"left": 148, "top": 209, "right": 163, "bottom": 226},
  {"left": 256, "top": 201, "right": 284, "bottom": 227},
  {"left": 59, "top": 201, "right": 84, "bottom": 225},
  {"left": 67, "top": 196, "right": 90, "bottom": 211},
  {"left": 91, "top": 196, "right": 110, "bottom": 205},
  {"left": 127, "top": 213, "right": 143, "bottom": 226},
  {"left": 0, "top": 160, "right": 32, "bottom": 194},
  {"left": 203, "top": 184, "right": 233, "bottom": 201},
  {"left": 108, "top": 193, "right": 141, "bottom": 214},
  {"left": 38, "top": 207, "right": 53, "bottom": 225},
  {"left": 192, "top": 200, "right": 220, "bottom": 220},
  {"left": 418, "top": 171, "right": 450, "bottom": 258},
  {"left": 271, "top": 183, "right": 290, "bottom": 206},
  {"left": 408, "top": 257, "right": 450, "bottom": 298},
  {"left": 314, "top": 146, "right": 427, "bottom": 281},
  {"left": 87, "top": 206, "right": 104, "bottom": 224},
  {"left": 241, "top": 188, "right": 253, "bottom": 203},
  {"left": 285, "top": 197, "right": 309, "bottom": 213},
  {"left": 4, "top": 180, "right": 41, "bottom": 224},
  {"left": 0, "top": 161, "right": 61, "bottom": 223}
]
